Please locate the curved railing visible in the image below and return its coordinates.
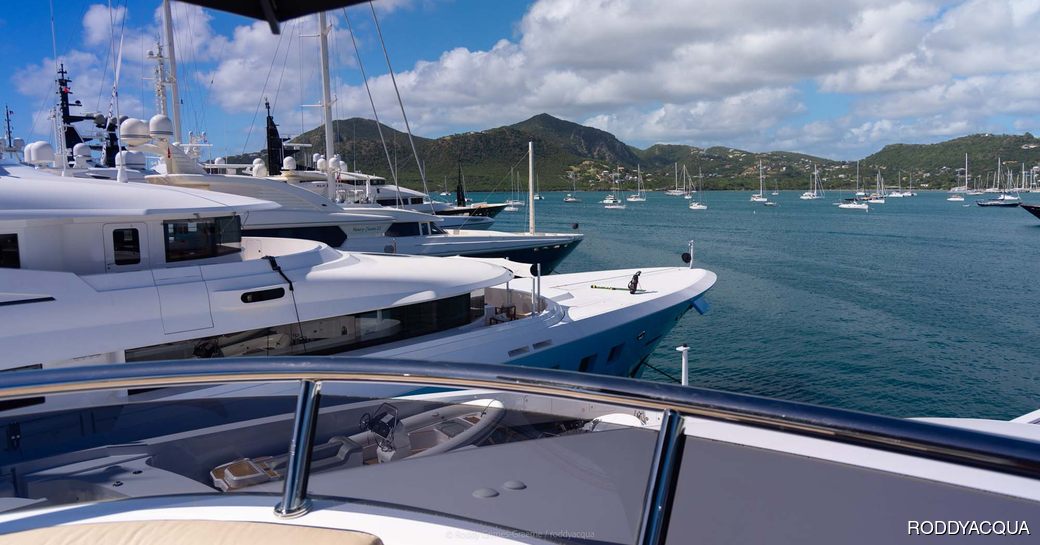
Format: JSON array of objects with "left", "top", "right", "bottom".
[{"left": 0, "top": 357, "right": 1037, "bottom": 543}]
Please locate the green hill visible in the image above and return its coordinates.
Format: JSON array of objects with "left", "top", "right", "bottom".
[{"left": 228, "top": 114, "right": 1040, "bottom": 192}]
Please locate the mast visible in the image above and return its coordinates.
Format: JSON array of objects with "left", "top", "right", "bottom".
[
  {"left": 964, "top": 153, "right": 969, "bottom": 192},
  {"left": 3, "top": 105, "right": 12, "bottom": 148},
  {"left": 264, "top": 99, "right": 285, "bottom": 175},
  {"left": 528, "top": 141, "right": 535, "bottom": 234},
  {"left": 317, "top": 11, "right": 336, "bottom": 201},
  {"left": 161, "top": 0, "right": 182, "bottom": 143}
]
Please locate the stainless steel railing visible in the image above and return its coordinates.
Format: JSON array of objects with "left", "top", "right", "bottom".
[{"left": 0, "top": 357, "right": 1036, "bottom": 529}]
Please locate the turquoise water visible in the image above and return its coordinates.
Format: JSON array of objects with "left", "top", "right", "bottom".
[{"left": 478, "top": 190, "right": 1040, "bottom": 419}]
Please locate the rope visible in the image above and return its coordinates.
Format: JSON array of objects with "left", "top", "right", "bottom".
[
  {"left": 368, "top": 1, "right": 432, "bottom": 205},
  {"left": 342, "top": 8, "right": 398, "bottom": 191},
  {"left": 241, "top": 26, "right": 287, "bottom": 155},
  {"left": 641, "top": 360, "right": 682, "bottom": 384}
]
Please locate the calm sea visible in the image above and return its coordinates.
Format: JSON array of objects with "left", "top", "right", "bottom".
[{"left": 477, "top": 189, "right": 1040, "bottom": 419}]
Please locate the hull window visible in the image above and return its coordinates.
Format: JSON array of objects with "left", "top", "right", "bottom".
[{"left": 0, "top": 234, "right": 18, "bottom": 269}]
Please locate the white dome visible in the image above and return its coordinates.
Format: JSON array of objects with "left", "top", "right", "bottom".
[
  {"left": 120, "top": 118, "right": 150, "bottom": 146},
  {"left": 312, "top": 153, "right": 322, "bottom": 163},
  {"left": 72, "top": 143, "right": 91, "bottom": 157},
  {"left": 316, "top": 158, "right": 327, "bottom": 171},
  {"left": 214, "top": 156, "right": 226, "bottom": 165},
  {"left": 282, "top": 156, "right": 297, "bottom": 171},
  {"left": 252, "top": 162, "right": 268, "bottom": 178},
  {"left": 119, "top": 148, "right": 148, "bottom": 168},
  {"left": 252, "top": 157, "right": 264, "bottom": 165},
  {"left": 22, "top": 141, "right": 38, "bottom": 162},
  {"left": 31, "top": 142, "right": 55, "bottom": 165},
  {"left": 148, "top": 114, "right": 174, "bottom": 138},
  {"left": 328, "top": 157, "right": 341, "bottom": 171}
]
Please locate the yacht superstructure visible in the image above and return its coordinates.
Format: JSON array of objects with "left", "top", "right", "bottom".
[{"left": 0, "top": 167, "right": 715, "bottom": 382}]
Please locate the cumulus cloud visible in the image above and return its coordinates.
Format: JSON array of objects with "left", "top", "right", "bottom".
[{"left": 14, "top": 0, "right": 1040, "bottom": 159}]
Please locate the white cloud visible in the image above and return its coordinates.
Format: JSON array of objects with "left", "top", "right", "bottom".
[{"left": 15, "top": 0, "right": 1040, "bottom": 159}]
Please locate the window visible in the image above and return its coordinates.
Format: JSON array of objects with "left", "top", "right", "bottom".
[
  {"left": 126, "top": 293, "right": 473, "bottom": 362},
  {"left": 112, "top": 228, "right": 141, "bottom": 265},
  {"left": 163, "top": 216, "right": 241, "bottom": 263},
  {"left": 0, "top": 234, "right": 18, "bottom": 269},
  {"left": 579, "top": 354, "right": 597, "bottom": 373},
  {"left": 384, "top": 222, "right": 421, "bottom": 237},
  {"left": 608, "top": 343, "right": 625, "bottom": 362},
  {"left": 409, "top": 197, "right": 424, "bottom": 205},
  {"left": 376, "top": 198, "right": 399, "bottom": 206},
  {"left": 430, "top": 223, "right": 446, "bottom": 235},
  {"left": 245, "top": 226, "right": 347, "bottom": 247}
]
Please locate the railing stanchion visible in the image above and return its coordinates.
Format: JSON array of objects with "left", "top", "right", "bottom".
[{"left": 275, "top": 379, "right": 322, "bottom": 518}]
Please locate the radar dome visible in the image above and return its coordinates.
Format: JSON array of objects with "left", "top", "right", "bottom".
[
  {"left": 316, "top": 157, "right": 327, "bottom": 171},
  {"left": 214, "top": 157, "right": 226, "bottom": 165},
  {"left": 120, "top": 118, "right": 150, "bottom": 145},
  {"left": 22, "top": 141, "right": 38, "bottom": 162},
  {"left": 312, "top": 153, "right": 322, "bottom": 163},
  {"left": 72, "top": 143, "right": 91, "bottom": 157},
  {"left": 282, "top": 156, "right": 297, "bottom": 171},
  {"left": 31, "top": 142, "right": 55, "bottom": 165},
  {"left": 149, "top": 115, "right": 174, "bottom": 138},
  {"left": 120, "top": 150, "right": 146, "bottom": 169}
]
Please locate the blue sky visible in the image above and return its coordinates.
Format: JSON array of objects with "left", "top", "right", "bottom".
[{"left": 3, "top": 0, "right": 1038, "bottom": 160}]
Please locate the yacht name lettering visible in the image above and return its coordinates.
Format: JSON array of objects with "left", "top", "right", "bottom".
[{"left": 908, "top": 520, "right": 1030, "bottom": 536}]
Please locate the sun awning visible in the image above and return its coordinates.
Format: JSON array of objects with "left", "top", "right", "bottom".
[{"left": 176, "top": 0, "right": 370, "bottom": 33}]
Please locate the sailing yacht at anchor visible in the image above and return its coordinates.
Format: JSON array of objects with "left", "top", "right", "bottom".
[{"left": 750, "top": 160, "right": 768, "bottom": 202}]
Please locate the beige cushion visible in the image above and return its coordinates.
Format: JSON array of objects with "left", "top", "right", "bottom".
[{"left": 0, "top": 519, "right": 382, "bottom": 545}]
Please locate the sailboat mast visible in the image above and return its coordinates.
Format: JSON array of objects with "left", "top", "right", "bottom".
[
  {"left": 161, "top": 0, "right": 182, "bottom": 143},
  {"left": 528, "top": 141, "right": 535, "bottom": 234},
  {"left": 317, "top": 11, "right": 336, "bottom": 201}
]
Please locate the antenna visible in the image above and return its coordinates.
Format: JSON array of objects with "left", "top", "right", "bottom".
[{"left": 4, "top": 105, "right": 12, "bottom": 149}]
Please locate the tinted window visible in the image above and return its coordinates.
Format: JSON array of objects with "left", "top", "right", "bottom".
[
  {"left": 164, "top": 216, "right": 241, "bottom": 263},
  {"left": 112, "top": 228, "right": 141, "bottom": 265},
  {"left": 377, "top": 199, "right": 399, "bottom": 206},
  {"left": 410, "top": 197, "right": 424, "bottom": 205},
  {"left": 0, "top": 234, "right": 18, "bottom": 269},
  {"left": 245, "top": 226, "right": 347, "bottom": 247},
  {"left": 385, "top": 222, "right": 421, "bottom": 237},
  {"left": 126, "top": 293, "right": 472, "bottom": 362}
]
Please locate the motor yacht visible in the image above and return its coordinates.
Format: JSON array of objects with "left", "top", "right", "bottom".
[{"left": 0, "top": 164, "right": 716, "bottom": 385}]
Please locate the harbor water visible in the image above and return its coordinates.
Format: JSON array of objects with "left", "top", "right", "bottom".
[{"left": 481, "top": 190, "right": 1040, "bottom": 419}]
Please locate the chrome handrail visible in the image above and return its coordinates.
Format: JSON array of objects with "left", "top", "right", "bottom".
[{"left": 0, "top": 357, "right": 1036, "bottom": 482}]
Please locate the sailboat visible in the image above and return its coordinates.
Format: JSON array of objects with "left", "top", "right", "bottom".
[
  {"left": 977, "top": 161, "right": 1021, "bottom": 207},
  {"left": 688, "top": 168, "right": 708, "bottom": 210},
  {"left": 504, "top": 168, "right": 524, "bottom": 211},
  {"left": 750, "top": 160, "right": 768, "bottom": 202},
  {"left": 800, "top": 165, "right": 823, "bottom": 200},
  {"left": 626, "top": 165, "right": 647, "bottom": 202},
  {"left": 948, "top": 154, "right": 966, "bottom": 202},
  {"left": 533, "top": 173, "right": 544, "bottom": 200},
  {"left": 665, "top": 162, "right": 686, "bottom": 196},
  {"left": 866, "top": 171, "right": 886, "bottom": 203},
  {"left": 603, "top": 171, "right": 626, "bottom": 209},
  {"left": 684, "top": 167, "right": 697, "bottom": 199},
  {"left": 854, "top": 162, "right": 866, "bottom": 196},
  {"left": 563, "top": 172, "right": 581, "bottom": 202},
  {"left": 771, "top": 176, "right": 779, "bottom": 196}
]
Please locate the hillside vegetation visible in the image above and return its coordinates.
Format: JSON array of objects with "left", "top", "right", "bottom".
[{"left": 228, "top": 114, "right": 1040, "bottom": 192}]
